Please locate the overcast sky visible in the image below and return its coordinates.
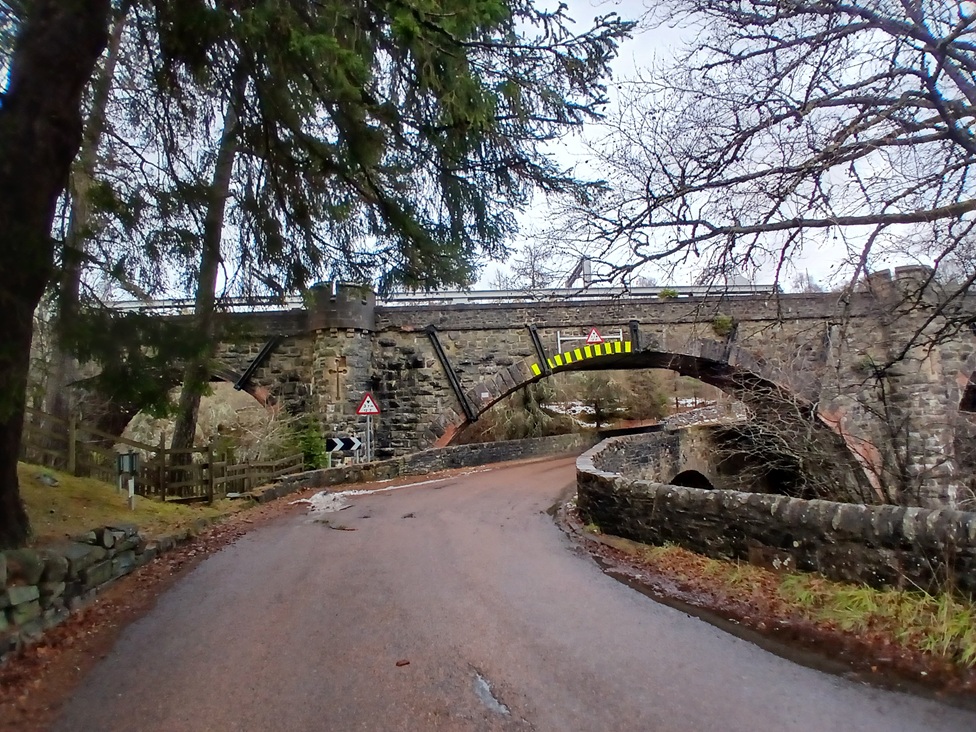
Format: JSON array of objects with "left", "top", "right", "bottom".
[{"left": 482, "top": 0, "right": 865, "bottom": 291}]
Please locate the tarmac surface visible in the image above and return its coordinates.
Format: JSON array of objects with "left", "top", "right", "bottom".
[{"left": 54, "top": 456, "right": 976, "bottom": 731}]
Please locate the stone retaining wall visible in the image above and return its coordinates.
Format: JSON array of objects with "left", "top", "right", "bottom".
[
  {"left": 257, "top": 431, "right": 598, "bottom": 500},
  {"left": 577, "top": 436, "right": 976, "bottom": 595},
  {"left": 1, "top": 518, "right": 215, "bottom": 664}
]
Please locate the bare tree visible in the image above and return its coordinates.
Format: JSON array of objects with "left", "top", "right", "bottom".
[{"left": 551, "top": 1, "right": 975, "bottom": 303}]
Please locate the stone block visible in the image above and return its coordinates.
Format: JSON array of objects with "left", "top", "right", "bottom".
[
  {"left": 9, "top": 599, "right": 41, "bottom": 625},
  {"left": 97, "top": 527, "right": 116, "bottom": 549},
  {"left": 112, "top": 551, "right": 137, "bottom": 577},
  {"left": 136, "top": 545, "right": 158, "bottom": 566},
  {"left": 82, "top": 560, "right": 114, "bottom": 588},
  {"left": 38, "top": 550, "right": 69, "bottom": 583},
  {"left": 6, "top": 585, "right": 39, "bottom": 605},
  {"left": 39, "top": 582, "right": 66, "bottom": 602},
  {"left": 42, "top": 607, "right": 70, "bottom": 631},
  {"left": 3, "top": 548, "right": 45, "bottom": 585},
  {"left": 106, "top": 522, "right": 140, "bottom": 538},
  {"left": 114, "top": 535, "right": 141, "bottom": 553},
  {"left": 50, "top": 541, "right": 108, "bottom": 579}
]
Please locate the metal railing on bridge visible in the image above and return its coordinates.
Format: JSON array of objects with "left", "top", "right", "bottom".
[{"left": 105, "top": 284, "right": 780, "bottom": 315}]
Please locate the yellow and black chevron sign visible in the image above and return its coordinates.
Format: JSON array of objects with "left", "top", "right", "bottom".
[{"left": 530, "top": 340, "right": 633, "bottom": 377}]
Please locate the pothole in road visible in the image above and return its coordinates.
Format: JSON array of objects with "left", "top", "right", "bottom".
[{"left": 473, "top": 672, "right": 510, "bottom": 716}]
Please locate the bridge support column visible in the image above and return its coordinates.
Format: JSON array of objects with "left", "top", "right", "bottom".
[{"left": 864, "top": 268, "right": 965, "bottom": 506}]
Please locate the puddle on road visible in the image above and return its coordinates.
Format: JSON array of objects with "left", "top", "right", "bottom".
[{"left": 473, "top": 672, "right": 510, "bottom": 716}]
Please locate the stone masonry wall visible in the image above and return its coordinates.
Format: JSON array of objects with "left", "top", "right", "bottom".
[
  {"left": 266, "top": 431, "right": 599, "bottom": 497},
  {"left": 590, "top": 427, "right": 733, "bottom": 490},
  {"left": 175, "top": 271, "right": 976, "bottom": 506},
  {"left": 577, "top": 436, "right": 976, "bottom": 596},
  {"left": 1, "top": 519, "right": 214, "bottom": 664}
]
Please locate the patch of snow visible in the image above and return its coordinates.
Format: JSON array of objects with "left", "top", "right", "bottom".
[{"left": 291, "top": 467, "right": 493, "bottom": 517}]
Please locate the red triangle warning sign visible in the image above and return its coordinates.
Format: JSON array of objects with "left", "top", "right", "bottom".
[
  {"left": 585, "top": 328, "right": 604, "bottom": 345},
  {"left": 356, "top": 392, "right": 381, "bottom": 415}
]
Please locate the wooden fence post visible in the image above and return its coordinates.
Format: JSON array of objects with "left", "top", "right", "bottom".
[
  {"left": 157, "top": 433, "right": 167, "bottom": 500},
  {"left": 206, "top": 441, "right": 215, "bottom": 504},
  {"left": 67, "top": 414, "right": 78, "bottom": 475}
]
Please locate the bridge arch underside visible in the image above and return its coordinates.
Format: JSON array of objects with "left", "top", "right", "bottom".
[
  {"left": 443, "top": 344, "right": 873, "bottom": 501},
  {"left": 78, "top": 365, "right": 272, "bottom": 444}
]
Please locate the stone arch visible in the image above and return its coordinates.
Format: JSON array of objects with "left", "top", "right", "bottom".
[
  {"left": 670, "top": 470, "right": 716, "bottom": 490},
  {"left": 433, "top": 337, "right": 872, "bottom": 496},
  {"left": 436, "top": 337, "right": 816, "bottom": 445},
  {"left": 80, "top": 364, "right": 276, "bottom": 445}
]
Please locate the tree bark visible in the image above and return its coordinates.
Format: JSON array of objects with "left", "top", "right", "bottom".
[
  {"left": 47, "top": 0, "right": 131, "bottom": 425},
  {"left": 170, "top": 90, "right": 241, "bottom": 458},
  {"left": 0, "top": 0, "right": 111, "bottom": 548}
]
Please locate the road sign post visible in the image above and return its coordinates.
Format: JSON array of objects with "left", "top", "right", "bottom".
[
  {"left": 356, "top": 392, "right": 381, "bottom": 462},
  {"left": 557, "top": 328, "right": 622, "bottom": 352}
]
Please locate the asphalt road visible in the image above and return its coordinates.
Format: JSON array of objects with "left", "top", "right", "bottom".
[{"left": 55, "top": 457, "right": 976, "bottom": 731}]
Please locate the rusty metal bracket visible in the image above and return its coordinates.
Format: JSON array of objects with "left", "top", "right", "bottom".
[
  {"left": 527, "top": 324, "right": 551, "bottom": 376},
  {"left": 426, "top": 325, "right": 478, "bottom": 422},
  {"left": 234, "top": 334, "right": 284, "bottom": 391}
]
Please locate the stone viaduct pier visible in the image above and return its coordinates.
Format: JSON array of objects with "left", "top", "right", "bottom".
[{"left": 111, "top": 268, "right": 976, "bottom": 506}]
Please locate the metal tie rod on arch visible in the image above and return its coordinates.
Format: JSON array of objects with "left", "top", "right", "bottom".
[{"left": 104, "top": 284, "right": 780, "bottom": 314}]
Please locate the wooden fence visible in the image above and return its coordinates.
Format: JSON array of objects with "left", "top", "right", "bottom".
[{"left": 20, "top": 407, "right": 305, "bottom": 503}]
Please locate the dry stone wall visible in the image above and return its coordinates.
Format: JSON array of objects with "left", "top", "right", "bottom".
[
  {"left": 0, "top": 519, "right": 214, "bottom": 664},
  {"left": 577, "top": 436, "right": 976, "bottom": 596}
]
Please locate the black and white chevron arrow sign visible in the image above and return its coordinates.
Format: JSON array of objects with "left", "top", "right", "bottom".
[{"left": 326, "top": 436, "right": 362, "bottom": 453}]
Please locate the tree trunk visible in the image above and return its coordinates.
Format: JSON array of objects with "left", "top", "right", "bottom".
[
  {"left": 170, "top": 91, "right": 242, "bottom": 459},
  {"left": 47, "top": 1, "right": 131, "bottom": 425},
  {"left": 0, "top": 0, "right": 110, "bottom": 548}
]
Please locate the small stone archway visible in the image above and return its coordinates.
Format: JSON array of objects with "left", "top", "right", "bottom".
[
  {"left": 80, "top": 363, "right": 276, "bottom": 445},
  {"left": 670, "top": 470, "right": 716, "bottom": 490}
]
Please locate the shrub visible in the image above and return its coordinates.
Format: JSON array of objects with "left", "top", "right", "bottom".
[{"left": 712, "top": 314, "right": 735, "bottom": 337}]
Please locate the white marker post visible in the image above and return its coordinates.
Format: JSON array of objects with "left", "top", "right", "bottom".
[
  {"left": 116, "top": 452, "right": 140, "bottom": 510},
  {"left": 356, "top": 392, "right": 381, "bottom": 462}
]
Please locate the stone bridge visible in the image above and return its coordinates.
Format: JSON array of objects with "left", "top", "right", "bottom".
[{"left": 105, "top": 267, "right": 976, "bottom": 506}]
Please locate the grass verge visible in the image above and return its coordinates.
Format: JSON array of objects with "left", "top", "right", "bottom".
[
  {"left": 18, "top": 462, "right": 246, "bottom": 545},
  {"left": 595, "top": 532, "right": 976, "bottom": 672}
]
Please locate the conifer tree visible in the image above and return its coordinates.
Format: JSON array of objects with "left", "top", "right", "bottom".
[{"left": 0, "top": 0, "right": 630, "bottom": 546}]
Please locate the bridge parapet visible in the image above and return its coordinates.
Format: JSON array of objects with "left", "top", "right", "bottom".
[{"left": 577, "top": 435, "right": 976, "bottom": 596}]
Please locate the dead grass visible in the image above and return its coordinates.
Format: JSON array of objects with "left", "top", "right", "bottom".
[
  {"left": 589, "top": 531, "right": 976, "bottom": 671},
  {"left": 19, "top": 463, "right": 246, "bottom": 545}
]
